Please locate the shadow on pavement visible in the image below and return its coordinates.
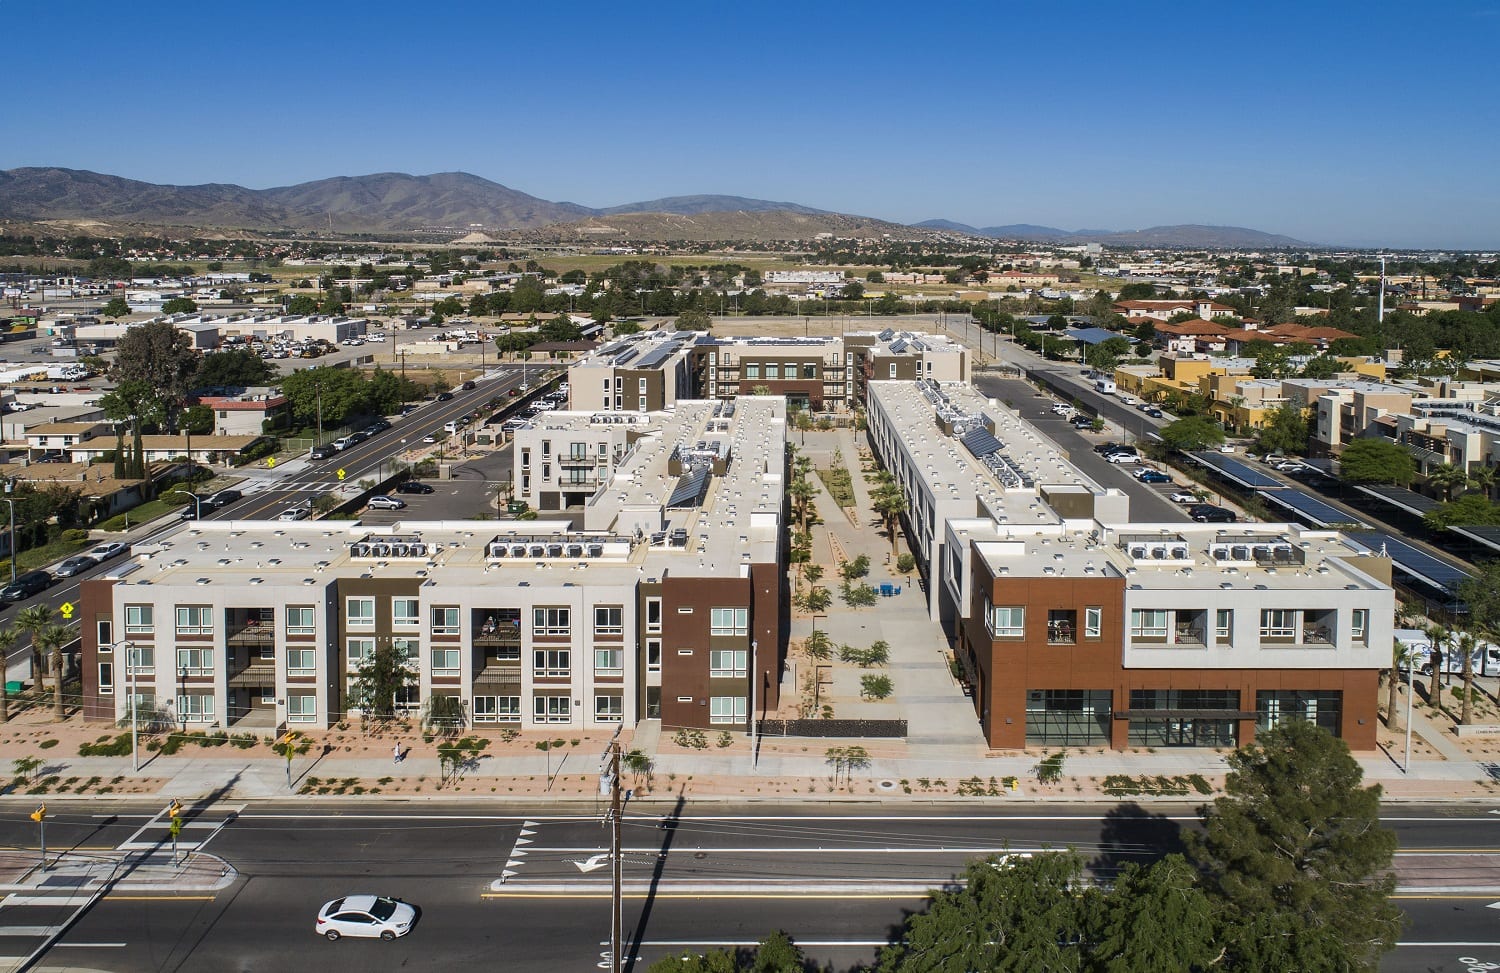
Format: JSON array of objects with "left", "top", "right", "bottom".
[
  {"left": 1089, "top": 801, "right": 1187, "bottom": 881},
  {"left": 625, "top": 791, "right": 685, "bottom": 973}
]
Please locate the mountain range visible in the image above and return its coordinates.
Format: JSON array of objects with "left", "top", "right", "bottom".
[
  {"left": 914, "top": 219, "right": 1310, "bottom": 248},
  {"left": 0, "top": 166, "right": 1309, "bottom": 247}
]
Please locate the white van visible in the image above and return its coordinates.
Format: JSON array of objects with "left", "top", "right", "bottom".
[
  {"left": 332, "top": 436, "right": 355, "bottom": 451},
  {"left": 443, "top": 421, "right": 460, "bottom": 434}
]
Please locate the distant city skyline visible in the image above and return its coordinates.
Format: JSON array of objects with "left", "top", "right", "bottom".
[{"left": 3, "top": 0, "right": 1497, "bottom": 250}]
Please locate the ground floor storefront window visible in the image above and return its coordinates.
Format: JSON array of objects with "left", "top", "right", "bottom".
[
  {"left": 1256, "top": 689, "right": 1341, "bottom": 736},
  {"left": 1024, "top": 689, "right": 1111, "bottom": 746},
  {"left": 1126, "top": 689, "right": 1241, "bottom": 748}
]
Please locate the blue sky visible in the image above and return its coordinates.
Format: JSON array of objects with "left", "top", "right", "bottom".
[{"left": 3, "top": 0, "right": 1497, "bottom": 248}]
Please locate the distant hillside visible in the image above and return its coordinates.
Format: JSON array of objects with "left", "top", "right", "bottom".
[
  {"left": 524, "top": 210, "right": 931, "bottom": 243},
  {"left": 600, "top": 194, "right": 826, "bottom": 217},
  {"left": 917, "top": 218, "right": 1311, "bottom": 248},
  {"left": 0, "top": 167, "right": 843, "bottom": 235}
]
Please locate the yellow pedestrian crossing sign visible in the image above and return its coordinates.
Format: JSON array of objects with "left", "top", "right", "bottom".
[
  {"left": 266, "top": 457, "right": 276, "bottom": 468},
  {"left": 337, "top": 469, "right": 346, "bottom": 481},
  {"left": 59, "top": 602, "right": 74, "bottom": 619}
]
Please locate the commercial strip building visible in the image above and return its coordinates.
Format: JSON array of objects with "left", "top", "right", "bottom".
[
  {"left": 860, "top": 377, "right": 1394, "bottom": 751},
  {"left": 78, "top": 398, "right": 787, "bottom": 734}
]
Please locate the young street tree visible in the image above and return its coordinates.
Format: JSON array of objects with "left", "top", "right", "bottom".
[
  {"left": 1188, "top": 720, "right": 1402, "bottom": 972},
  {"left": 349, "top": 642, "right": 414, "bottom": 729}
]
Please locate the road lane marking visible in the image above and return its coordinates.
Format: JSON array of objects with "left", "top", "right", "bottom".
[
  {"left": 1, "top": 894, "right": 96, "bottom": 907},
  {"left": 484, "top": 892, "right": 922, "bottom": 900},
  {"left": 103, "top": 895, "right": 216, "bottom": 902},
  {"left": 522, "top": 845, "right": 1071, "bottom": 854},
  {"left": 54, "top": 943, "right": 127, "bottom": 948},
  {"left": 628, "top": 939, "right": 889, "bottom": 948}
]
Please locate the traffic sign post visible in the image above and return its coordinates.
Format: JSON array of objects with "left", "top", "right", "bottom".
[
  {"left": 59, "top": 601, "right": 75, "bottom": 620},
  {"left": 30, "top": 805, "right": 46, "bottom": 869},
  {"left": 336, "top": 468, "right": 346, "bottom": 481},
  {"left": 167, "top": 799, "right": 183, "bottom": 863}
]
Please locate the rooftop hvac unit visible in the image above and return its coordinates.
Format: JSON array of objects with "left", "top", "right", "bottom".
[
  {"left": 529, "top": 545, "right": 546, "bottom": 558},
  {"left": 1151, "top": 547, "right": 1168, "bottom": 560},
  {"left": 1170, "top": 545, "right": 1189, "bottom": 559},
  {"left": 490, "top": 545, "right": 507, "bottom": 558},
  {"left": 1231, "top": 546, "right": 1249, "bottom": 560},
  {"left": 392, "top": 544, "right": 409, "bottom": 558},
  {"left": 588, "top": 544, "right": 604, "bottom": 558},
  {"left": 511, "top": 545, "right": 527, "bottom": 558},
  {"left": 547, "top": 544, "right": 563, "bottom": 558},
  {"left": 373, "top": 544, "right": 391, "bottom": 558},
  {"left": 566, "top": 544, "right": 583, "bottom": 558},
  {"left": 352, "top": 543, "right": 370, "bottom": 557},
  {"left": 1129, "top": 545, "right": 1149, "bottom": 559}
]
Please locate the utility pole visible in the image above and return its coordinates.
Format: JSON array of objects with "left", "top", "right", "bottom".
[
  {"left": 1378, "top": 255, "right": 1387, "bottom": 324},
  {"left": 599, "top": 728, "right": 623, "bottom": 973}
]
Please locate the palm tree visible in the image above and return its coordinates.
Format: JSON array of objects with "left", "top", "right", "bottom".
[
  {"left": 33, "top": 624, "right": 72, "bottom": 720},
  {"left": 788, "top": 476, "right": 815, "bottom": 536},
  {"left": 871, "top": 483, "right": 907, "bottom": 555},
  {"left": 0, "top": 627, "right": 14, "bottom": 723},
  {"left": 13, "top": 604, "right": 55, "bottom": 686},
  {"left": 1458, "top": 630, "right": 1477, "bottom": 726},
  {"left": 1468, "top": 464, "right": 1495, "bottom": 500},
  {"left": 1425, "top": 623, "right": 1449, "bottom": 712},
  {"left": 1428, "top": 463, "right": 1469, "bottom": 501},
  {"left": 1387, "top": 638, "right": 1415, "bottom": 732}
]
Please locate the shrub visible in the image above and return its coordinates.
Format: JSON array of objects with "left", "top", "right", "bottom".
[
  {"left": 79, "top": 733, "right": 133, "bottom": 757},
  {"left": 860, "top": 674, "right": 893, "bottom": 699}
]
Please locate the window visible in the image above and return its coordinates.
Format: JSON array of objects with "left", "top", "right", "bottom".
[
  {"left": 638, "top": 378, "right": 647, "bottom": 393},
  {"left": 1216, "top": 609, "right": 1234, "bottom": 641},
  {"left": 534, "top": 649, "right": 570, "bottom": 677},
  {"left": 710, "top": 607, "right": 748, "bottom": 636},
  {"left": 569, "top": 442, "right": 588, "bottom": 461},
  {"left": 646, "top": 639, "right": 662, "bottom": 673},
  {"left": 287, "top": 648, "right": 316, "bottom": 676},
  {"left": 645, "top": 598, "right": 662, "bottom": 633},
  {"left": 98, "top": 662, "right": 113, "bottom": 695},
  {"left": 258, "top": 644, "right": 275, "bottom": 661},
  {"left": 473, "top": 696, "right": 498, "bottom": 722},
  {"left": 990, "top": 606, "right": 1025, "bottom": 639},
  {"left": 346, "top": 638, "right": 375, "bottom": 664},
  {"left": 709, "top": 649, "right": 748, "bottom": 678},
  {"left": 594, "top": 647, "right": 622, "bottom": 675},
  {"left": 497, "top": 696, "right": 521, "bottom": 722},
  {"left": 1084, "top": 607, "right": 1102, "bottom": 639},
  {"left": 803, "top": 363, "right": 817, "bottom": 379},
  {"left": 393, "top": 637, "right": 420, "bottom": 662},
  {"left": 286, "top": 606, "right": 316, "bottom": 635},
  {"left": 97, "top": 620, "right": 113, "bottom": 647},
  {"left": 176, "top": 647, "right": 214, "bottom": 676},
  {"left": 392, "top": 598, "right": 420, "bottom": 629},
  {"left": 287, "top": 693, "right": 316, "bottom": 724},
  {"left": 1025, "top": 689, "right": 1112, "bottom": 746},
  {"left": 542, "top": 440, "right": 551, "bottom": 458},
  {"left": 175, "top": 606, "right": 213, "bottom": 636},
  {"left": 345, "top": 597, "right": 375, "bottom": 628},
  {"left": 431, "top": 648, "right": 459, "bottom": 676},
  {"left": 177, "top": 693, "right": 215, "bottom": 723},
  {"left": 430, "top": 607, "right": 459, "bottom": 635},
  {"left": 1351, "top": 609, "right": 1369, "bottom": 644},
  {"left": 746, "top": 363, "right": 760, "bottom": 380},
  {"left": 1260, "top": 609, "right": 1296, "bottom": 639},
  {"left": 1130, "top": 610, "right": 1168, "bottom": 639},
  {"left": 766, "top": 363, "right": 780, "bottom": 380},
  {"left": 535, "top": 695, "right": 571, "bottom": 723},
  {"left": 595, "top": 694, "right": 623, "bottom": 723},
  {"left": 533, "top": 607, "right": 571, "bottom": 636},
  {"left": 709, "top": 696, "right": 747, "bottom": 725},
  {"left": 888, "top": 362, "right": 897, "bottom": 378},
  {"left": 594, "top": 606, "right": 623, "bottom": 636}
]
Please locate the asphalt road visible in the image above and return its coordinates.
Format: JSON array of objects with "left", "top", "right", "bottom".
[{"left": 1, "top": 801, "right": 1495, "bottom": 972}]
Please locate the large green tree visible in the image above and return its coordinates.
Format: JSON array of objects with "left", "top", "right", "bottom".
[
  {"left": 161, "top": 297, "right": 198, "bottom": 315},
  {"left": 278, "top": 368, "right": 369, "bottom": 427},
  {"left": 1159, "top": 415, "right": 1226, "bottom": 452},
  {"left": 110, "top": 320, "right": 200, "bottom": 432},
  {"left": 648, "top": 930, "right": 812, "bottom": 972},
  {"left": 1188, "top": 720, "right": 1401, "bottom": 972},
  {"left": 194, "top": 348, "right": 275, "bottom": 388},
  {"left": 100, "top": 296, "right": 130, "bottom": 318},
  {"left": 675, "top": 308, "right": 712, "bottom": 331},
  {"left": 1338, "top": 438, "right": 1416, "bottom": 486},
  {"left": 99, "top": 378, "right": 162, "bottom": 482},
  {"left": 1254, "top": 402, "right": 1309, "bottom": 457}
]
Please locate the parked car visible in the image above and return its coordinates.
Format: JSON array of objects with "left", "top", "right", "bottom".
[
  {"left": 422, "top": 434, "right": 438, "bottom": 444},
  {"left": 348, "top": 431, "right": 369, "bottom": 445},
  {"left": 0, "top": 571, "right": 53, "bottom": 604},
  {"left": 507, "top": 387, "right": 520, "bottom": 397},
  {"left": 278, "top": 507, "right": 310, "bottom": 522},
  {"left": 1169, "top": 491, "right": 1199, "bottom": 504},
  {"left": 1189, "top": 504, "right": 1237, "bottom": 523},
  {"left": 395, "top": 482, "right": 434, "bottom": 495},
  {"left": 436, "top": 392, "right": 454, "bottom": 402},
  {"left": 54, "top": 555, "right": 97, "bottom": 578},
  {"left": 365, "top": 420, "right": 392, "bottom": 434},
  {"left": 460, "top": 380, "right": 476, "bottom": 391},
  {"left": 310, "top": 444, "right": 336, "bottom": 460},
  {"left": 1105, "top": 451, "right": 1139, "bottom": 464},
  {"left": 314, "top": 895, "right": 416, "bottom": 941},
  {"left": 366, "top": 495, "right": 406, "bottom": 510},
  {"left": 1136, "top": 470, "right": 1171, "bottom": 483},
  {"left": 1274, "top": 461, "right": 1304, "bottom": 473},
  {"left": 1145, "top": 408, "right": 1164, "bottom": 418},
  {"left": 207, "top": 489, "right": 242, "bottom": 509},
  {"left": 331, "top": 437, "right": 354, "bottom": 451},
  {"left": 86, "top": 542, "right": 130, "bottom": 563}
]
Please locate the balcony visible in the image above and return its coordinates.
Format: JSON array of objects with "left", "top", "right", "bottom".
[
  {"left": 1046, "top": 610, "right": 1077, "bottom": 645},
  {"left": 1260, "top": 608, "right": 1337, "bottom": 646},
  {"left": 1131, "top": 609, "right": 1208, "bottom": 648},
  {"left": 225, "top": 608, "right": 275, "bottom": 649}
]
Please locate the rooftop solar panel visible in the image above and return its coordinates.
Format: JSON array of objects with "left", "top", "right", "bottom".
[
  {"left": 1188, "top": 451, "right": 1283, "bottom": 489},
  {"left": 1449, "top": 525, "right": 1500, "bottom": 554},
  {"left": 1344, "top": 531, "right": 1473, "bottom": 594},
  {"left": 1260, "top": 489, "right": 1366, "bottom": 528},
  {"left": 636, "top": 341, "right": 683, "bottom": 370},
  {"left": 961, "top": 427, "right": 1003, "bottom": 459},
  {"left": 666, "top": 466, "right": 712, "bottom": 508}
]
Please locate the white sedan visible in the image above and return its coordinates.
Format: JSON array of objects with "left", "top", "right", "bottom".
[
  {"left": 1169, "top": 491, "right": 1198, "bottom": 504},
  {"left": 277, "top": 507, "right": 310, "bottom": 522},
  {"left": 314, "top": 894, "right": 416, "bottom": 941}
]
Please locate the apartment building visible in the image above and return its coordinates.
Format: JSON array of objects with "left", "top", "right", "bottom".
[
  {"left": 865, "top": 380, "right": 1129, "bottom": 626},
  {"left": 78, "top": 398, "right": 788, "bottom": 735},
  {"left": 567, "top": 329, "right": 970, "bottom": 416},
  {"left": 945, "top": 520, "right": 1392, "bottom": 750}
]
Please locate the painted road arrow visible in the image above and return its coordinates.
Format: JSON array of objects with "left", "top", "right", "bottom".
[{"left": 573, "top": 853, "right": 609, "bottom": 873}]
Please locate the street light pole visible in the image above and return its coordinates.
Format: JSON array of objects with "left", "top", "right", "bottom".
[
  {"left": 172, "top": 490, "right": 203, "bottom": 520},
  {"left": 1, "top": 491, "right": 14, "bottom": 584},
  {"left": 750, "top": 639, "right": 759, "bottom": 770},
  {"left": 315, "top": 381, "right": 324, "bottom": 443},
  {"left": 1403, "top": 662, "right": 1414, "bottom": 773}
]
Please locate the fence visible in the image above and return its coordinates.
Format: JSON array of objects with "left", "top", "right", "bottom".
[{"left": 757, "top": 718, "right": 907, "bottom": 738}]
